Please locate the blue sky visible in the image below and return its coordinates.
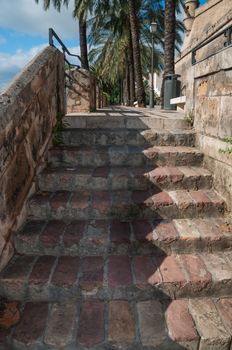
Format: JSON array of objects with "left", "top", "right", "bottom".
[
  {"left": 0, "top": 0, "right": 79, "bottom": 91},
  {"left": 0, "top": 0, "right": 208, "bottom": 91}
]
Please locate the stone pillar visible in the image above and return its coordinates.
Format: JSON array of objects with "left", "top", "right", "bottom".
[
  {"left": 183, "top": 0, "right": 198, "bottom": 35},
  {"left": 66, "top": 68, "right": 96, "bottom": 113}
]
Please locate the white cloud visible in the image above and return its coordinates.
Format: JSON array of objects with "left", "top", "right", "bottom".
[
  {"left": 0, "top": 0, "right": 83, "bottom": 90},
  {"left": 0, "top": 43, "right": 47, "bottom": 90},
  {"left": 0, "top": 0, "right": 78, "bottom": 39},
  {"left": 0, "top": 44, "right": 82, "bottom": 91}
]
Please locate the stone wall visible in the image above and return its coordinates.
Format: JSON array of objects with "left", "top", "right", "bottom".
[
  {"left": 194, "top": 47, "right": 232, "bottom": 139},
  {"left": 0, "top": 46, "right": 65, "bottom": 270},
  {"left": 66, "top": 68, "right": 96, "bottom": 113},
  {"left": 176, "top": 0, "right": 232, "bottom": 212},
  {"left": 176, "top": 0, "right": 232, "bottom": 115},
  {"left": 194, "top": 47, "right": 232, "bottom": 211}
]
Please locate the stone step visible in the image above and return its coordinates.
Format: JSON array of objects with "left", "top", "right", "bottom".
[
  {"left": 38, "top": 166, "right": 213, "bottom": 192},
  {"left": 1, "top": 251, "right": 232, "bottom": 302},
  {"left": 14, "top": 218, "right": 232, "bottom": 257},
  {"left": 1, "top": 297, "right": 232, "bottom": 349},
  {"left": 150, "top": 251, "right": 232, "bottom": 299},
  {"left": 62, "top": 128, "right": 195, "bottom": 147},
  {"left": 64, "top": 114, "right": 191, "bottom": 131},
  {"left": 48, "top": 145, "right": 203, "bottom": 168},
  {"left": 27, "top": 189, "right": 225, "bottom": 221}
]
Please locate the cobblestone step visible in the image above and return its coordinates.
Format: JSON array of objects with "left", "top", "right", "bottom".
[
  {"left": 38, "top": 165, "right": 213, "bottom": 192},
  {"left": 150, "top": 251, "right": 232, "bottom": 299},
  {"left": 1, "top": 251, "right": 232, "bottom": 302},
  {"left": 1, "top": 297, "right": 232, "bottom": 349},
  {"left": 27, "top": 189, "right": 225, "bottom": 221},
  {"left": 48, "top": 145, "right": 203, "bottom": 168},
  {"left": 62, "top": 128, "right": 195, "bottom": 147},
  {"left": 14, "top": 218, "right": 232, "bottom": 257}
]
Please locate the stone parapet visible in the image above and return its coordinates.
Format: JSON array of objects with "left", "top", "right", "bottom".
[{"left": 0, "top": 46, "right": 65, "bottom": 270}]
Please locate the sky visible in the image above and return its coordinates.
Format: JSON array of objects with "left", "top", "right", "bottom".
[
  {"left": 0, "top": 0, "right": 208, "bottom": 91},
  {"left": 0, "top": 0, "right": 79, "bottom": 91}
]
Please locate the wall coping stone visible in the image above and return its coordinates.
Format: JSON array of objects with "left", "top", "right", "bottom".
[{"left": 0, "top": 46, "right": 58, "bottom": 131}]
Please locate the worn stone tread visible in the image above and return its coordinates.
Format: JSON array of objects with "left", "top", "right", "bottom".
[
  {"left": 27, "top": 188, "right": 225, "bottom": 220},
  {"left": 38, "top": 165, "right": 213, "bottom": 191},
  {"left": 1, "top": 251, "right": 232, "bottom": 301},
  {"left": 61, "top": 127, "right": 195, "bottom": 147},
  {"left": 1, "top": 297, "right": 232, "bottom": 349},
  {"left": 63, "top": 113, "right": 191, "bottom": 130},
  {"left": 14, "top": 218, "right": 232, "bottom": 256},
  {"left": 48, "top": 145, "right": 203, "bottom": 167}
]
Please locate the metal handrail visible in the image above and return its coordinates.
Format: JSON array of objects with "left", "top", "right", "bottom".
[
  {"left": 49, "top": 28, "right": 82, "bottom": 69},
  {"left": 192, "top": 23, "right": 232, "bottom": 65}
]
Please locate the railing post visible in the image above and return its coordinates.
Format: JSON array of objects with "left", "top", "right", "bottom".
[
  {"left": 224, "top": 27, "right": 232, "bottom": 47},
  {"left": 49, "top": 28, "right": 54, "bottom": 46},
  {"left": 192, "top": 50, "right": 196, "bottom": 65}
]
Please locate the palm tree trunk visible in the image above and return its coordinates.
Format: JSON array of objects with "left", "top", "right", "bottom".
[
  {"left": 128, "top": 0, "right": 146, "bottom": 107},
  {"left": 161, "top": 0, "right": 176, "bottom": 107},
  {"left": 125, "top": 61, "right": 131, "bottom": 106},
  {"left": 79, "top": 18, "right": 89, "bottom": 70},
  {"left": 128, "top": 31, "right": 136, "bottom": 106},
  {"left": 164, "top": 0, "right": 176, "bottom": 74}
]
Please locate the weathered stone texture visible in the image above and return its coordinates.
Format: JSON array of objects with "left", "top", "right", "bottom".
[
  {"left": 66, "top": 68, "right": 96, "bottom": 113},
  {"left": 176, "top": 0, "right": 232, "bottom": 217},
  {"left": 0, "top": 46, "right": 65, "bottom": 270},
  {"left": 194, "top": 71, "right": 232, "bottom": 139}
]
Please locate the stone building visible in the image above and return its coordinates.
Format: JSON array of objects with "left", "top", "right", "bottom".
[{"left": 176, "top": 0, "right": 232, "bottom": 210}]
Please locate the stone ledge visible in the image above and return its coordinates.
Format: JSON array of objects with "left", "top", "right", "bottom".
[
  {"left": 194, "top": 46, "right": 232, "bottom": 78},
  {"left": 195, "top": 0, "right": 222, "bottom": 18},
  {"left": 196, "top": 134, "right": 232, "bottom": 168}
]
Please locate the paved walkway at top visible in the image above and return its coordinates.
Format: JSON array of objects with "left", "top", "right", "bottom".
[
  {"left": 67, "top": 105, "right": 185, "bottom": 120},
  {"left": 65, "top": 106, "right": 188, "bottom": 132}
]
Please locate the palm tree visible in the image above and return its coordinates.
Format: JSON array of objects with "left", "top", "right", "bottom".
[
  {"left": 128, "top": 0, "right": 146, "bottom": 107},
  {"left": 35, "top": 0, "right": 90, "bottom": 69},
  {"left": 88, "top": 0, "right": 134, "bottom": 105},
  {"left": 89, "top": 0, "right": 164, "bottom": 106},
  {"left": 164, "top": 0, "right": 176, "bottom": 76},
  {"left": 77, "top": 14, "right": 89, "bottom": 69},
  {"left": 160, "top": 0, "right": 184, "bottom": 107}
]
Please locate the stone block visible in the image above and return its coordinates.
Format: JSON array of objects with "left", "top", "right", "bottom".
[
  {"left": 77, "top": 301, "right": 105, "bottom": 347},
  {"left": 44, "top": 302, "right": 77, "bottom": 347},
  {"left": 14, "top": 303, "right": 48, "bottom": 345},
  {"left": 166, "top": 300, "right": 199, "bottom": 349},
  {"left": 137, "top": 300, "right": 166, "bottom": 347},
  {"left": 108, "top": 301, "right": 135, "bottom": 345},
  {"left": 189, "top": 299, "right": 231, "bottom": 350},
  {"left": 218, "top": 95, "right": 232, "bottom": 139}
]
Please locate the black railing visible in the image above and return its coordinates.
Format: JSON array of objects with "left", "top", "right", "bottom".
[
  {"left": 49, "top": 28, "right": 82, "bottom": 71},
  {"left": 192, "top": 23, "right": 232, "bottom": 65},
  {"left": 49, "top": 28, "right": 83, "bottom": 110}
]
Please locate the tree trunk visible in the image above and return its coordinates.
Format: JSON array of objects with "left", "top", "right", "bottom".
[
  {"left": 128, "top": 31, "right": 136, "bottom": 106},
  {"left": 164, "top": 0, "right": 176, "bottom": 75},
  {"left": 125, "top": 61, "right": 131, "bottom": 106},
  {"left": 161, "top": 0, "right": 176, "bottom": 107},
  {"left": 79, "top": 18, "right": 89, "bottom": 70},
  {"left": 128, "top": 0, "right": 146, "bottom": 107}
]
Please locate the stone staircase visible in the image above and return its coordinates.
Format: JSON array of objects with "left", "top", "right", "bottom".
[{"left": 1, "top": 109, "right": 232, "bottom": 349}]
